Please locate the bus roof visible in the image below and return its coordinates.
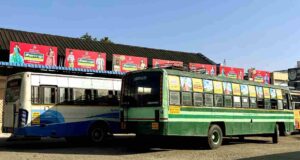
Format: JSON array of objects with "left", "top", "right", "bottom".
[{"left": 125, "top": 68, "right": 288, "bottom": 90}]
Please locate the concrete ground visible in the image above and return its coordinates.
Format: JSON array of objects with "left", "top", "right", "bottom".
[{"left": 0, "top": 134, "right": 300, "bottom": 160}]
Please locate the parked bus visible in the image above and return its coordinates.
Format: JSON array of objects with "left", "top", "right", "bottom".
[
  {"left": 120, "top": 68, "right": 294, "bottom": 149},
  {"left": 291, "top": 90, "right": 300, "bottom": 131},
  {"left": 2, "top": 72, "right": 121, "bottom": 143}
]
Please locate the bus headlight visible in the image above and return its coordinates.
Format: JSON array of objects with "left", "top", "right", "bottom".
[{"left": 18, "top": 109, "right": 28, "bottom": 128}]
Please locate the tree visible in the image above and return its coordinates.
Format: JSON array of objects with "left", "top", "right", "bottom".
[
  {"left": 80, "top": 33, "right": 113, "bottom": 43},
  {"left": 99, "top": 37, "right": 113, "bottom": 43},
  {"left": 80, "top": 33, "right": 97, "bottom": 41}
]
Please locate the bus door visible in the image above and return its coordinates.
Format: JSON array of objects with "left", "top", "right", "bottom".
[
  {"left": 3, "top": 78, "right": 22, "bottom": 133},
  {"left": 121, "top": 72, "right": 162, "bottom": 132}
]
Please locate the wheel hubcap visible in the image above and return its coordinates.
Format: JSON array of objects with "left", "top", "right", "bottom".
[
  {"left": 92, "top": 128, "right": 103, "bottom": 142},
  {"left": 212, "top": 131, "right": 219, "bottom": 144}
]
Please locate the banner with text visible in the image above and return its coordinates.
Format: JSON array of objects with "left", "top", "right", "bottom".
[
  {"left": 219, "top": 66, "right": 244, "bottom": 80},
  {"left": 153, "top": 59, "right": 183, "bottom": 68},
  {"left": 65, "top": 49, "right": 106, "bottom": 70},
  {"left": 113, "top": 54, "right": 147, "bottom": 72},
  {"left": 189, "top": 63, "right": 217, "bottom": 76},
  {"left": 9, "top": 41, "right": 57, "bottom": 66},
  {"left": 248, "top": 69, "right": 270, "bottom": 84}
]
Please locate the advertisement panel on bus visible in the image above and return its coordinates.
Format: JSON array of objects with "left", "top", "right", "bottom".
[
  {"left": 218, "top": 66, "right": 244, "bottom": 80},
  {"left": 248, "top": 69, "right": 270, "bottom": 84},
  {"left": 9, "top": 41, "right": 57, "bottom": 66},
  {"left": 112, "top": 54, "right": 147, "bottom": 72},
  {"left": 189, "top": 63, "right": 216, "bottom": 76},
  {"left": 152, "top": 59, "right": 183, "bottom": 68},
  {"left": 65, "top": 48, "right": 106, "bottom": 70}
]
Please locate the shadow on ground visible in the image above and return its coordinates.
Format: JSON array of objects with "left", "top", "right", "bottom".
[
  {"left": 238, "top": 151, "right": 300, "bottom": 160},
  {"left": 0, "top": 135, "right": 271, "bottom": 156}
]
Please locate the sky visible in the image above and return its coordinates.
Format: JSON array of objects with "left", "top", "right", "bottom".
[{"left": 1, "top": 0, "right": 300, "bottom": 71}]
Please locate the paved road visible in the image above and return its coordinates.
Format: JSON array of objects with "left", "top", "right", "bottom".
[{"left": 0, "top": 134, "right": 300, "bottom": 160}]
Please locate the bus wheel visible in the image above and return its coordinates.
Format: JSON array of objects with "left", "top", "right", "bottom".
[
  {"left": 238, "top": 136, "right": 245, "bottom": 141},
  {"left": 272, "top": 124, "right": 279, "bottom": 144},
  {"left": 207, "top": 124, "right": 223, "bottom": 149},
  {"left": 89, "top": 124, "right": 107, "bottom": 144}
]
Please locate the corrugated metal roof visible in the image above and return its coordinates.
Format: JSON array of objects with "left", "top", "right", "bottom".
[{"left": 0, "top": 28, "right": 216, "bottom": 66}]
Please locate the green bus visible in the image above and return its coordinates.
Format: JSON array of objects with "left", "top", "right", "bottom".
[{"left": 120, "top": 68, "right": 294, "bottom": 149}]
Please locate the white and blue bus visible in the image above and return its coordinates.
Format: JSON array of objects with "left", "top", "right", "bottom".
[{"left": 2, "top": 72, "right": 122, "bottom": 143}]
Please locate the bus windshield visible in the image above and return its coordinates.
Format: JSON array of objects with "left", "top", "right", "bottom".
[
  {"left": 5, "top": 79, "right": 21, "bottom": 102},
  {"left": 122, "top": 72, "right": 161, "bottom": 107}
]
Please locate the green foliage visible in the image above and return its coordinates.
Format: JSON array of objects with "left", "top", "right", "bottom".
[{"left": 80, "top": 33, "right": 113, "bottom": 43}]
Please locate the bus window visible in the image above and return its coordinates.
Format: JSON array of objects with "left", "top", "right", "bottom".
[
  {"left": 241, "top": 97, "right": 249, "bottom": 108},
  {"left": 43, "top": 87, "right": 57, "bottom": 104},
  {"left": 277, "top": 100, "right": 283, "bottom": 110},
  {"left": 250, "top": 98, "right": 257, "bottom": 108},
  {"left": 31, "top": 86, "right": 39, "bottom": 104},
  {"left": 204, "top": 94, "right": 213, "bottom": 107},
  {"left": 257, "top": 99, "right": 264, "bottom": 109},
  {"left": 224, "top": 95, "right": 232, "bottom": 107},
  {"left": 270, "top": 99, "right": 277, "bottom": 109},
  {"left": 122, "top": 72, "right": 161, "bottom": 107},
  {"left": 233, "top": 96, "right": 241, "bottom": 107},
  {"left": 214, "top": 95, "right": 223, "bottom": 107},
  {"left": 170, "top": 91, "right": 180, "bottom": 105},
  {"left": 6, "top": 79, "right": 21, "bottom": 103},
  {"left": 182, "top": 92, "right": 192, "bottom": 106},
  {"left": 193, "top": 93, "right": 203, "bottom": 106},
  {"left": 264, "top": 99, "right": 271, "bottom": 109}
]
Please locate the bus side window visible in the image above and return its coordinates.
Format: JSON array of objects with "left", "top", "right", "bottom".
[
  {"left": 270, "top": 99, "right": 277, "bottom": 109},
  {"left": 42, "top": 87, "right": 57, "bottom": 104},
  {"left": 224, "top": 95, "right": 232, "bottom": 107},
  {"left": 214, "top": 94, "right": 223, "bottom": 107},
  {"left": 233, "top": 96, "right": 241, "bottom": 107},
  {"left": 264, "top": 99, "right": 271, "bottom": 109},
  {"left": 182, "top": 92, "right": 192, "bottom": 106},
  {"left": 241, "top": 97, "right": 249, "bottom": 108},
  {"left": 250, "top": 98, "right": 257, "bottom": 108},
  {"left": 169, "top": 91, "right": 180, "bottom": 105},
  {"left": 277, "top": 100, "right": 283, "bottom": 110},
  {"left": 31, "top": 86, "right": 39, "bottom": 104},
  {"left": 204, "top": 94, "right": 213, "bottom": 107},
  {"left": 193, "top": 92, "right": 203, "bottom": 107},
  {"left": 257, "top": 99, "right": 264, "bottom": 109}
]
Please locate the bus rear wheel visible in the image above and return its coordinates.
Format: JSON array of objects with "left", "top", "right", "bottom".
[
  {"left": 272, "top": 124, "right": 279, "bottom": 144},
  {"left": 88, "top": 124, "right": 108, "bottom": 144},
  {"left": 207, "top": 124, "right": 223, "bottom": 149}
]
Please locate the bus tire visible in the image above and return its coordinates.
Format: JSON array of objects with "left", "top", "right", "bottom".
[
  {"left": 88, "top": 123, "right": 108, "bottom": 144},
  {"left": 207, "top": 124, "right": 223, "bottom": 149},
  {"left": 238, "top": 136, "right": 245, "bottom": 141},
  {"left": 272, "top": 124, "right": 279, "bottom": 144}
]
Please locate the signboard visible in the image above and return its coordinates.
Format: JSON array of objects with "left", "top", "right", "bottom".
[
  {"left": 168, "top": 75, "right": 180, "bottom": 91},
  {"left": 192, "top": 78, "right": 203, "bottom": 92},
  {"left": 240, "top": 85, "right": 249, "bottom": 96},
  {"left": 270, "top": 88, "right": 277, "bottom": 99},
  {"left": 263, "top": 88, "right": 270, "bottom": 99},
  {"left": 249, "top": 69, "right": 270, "bottom": 84},
  {"left": 189, "top": 63, "right": 216, "bottom": 76},
  {"left": 9, "top": 41, "right": 57, "bottom": 66},
  {"left": 248, "top": 85, "right": 256, "bottom": 97},
  {"left": 203, "top": 80, "right": 213, "bottom": 93},
  {"left": 232, "top": 83, "right": 241, "bottom": 96},
  {"left": 219, "top": 66, "right": 244, "bottom": 80},
  {"left": 213, "top": 81, "right": 223, "bottom": 94},
  {"left": 223, "top": 82, "right": 232, "bottom": 95},
  {"left": 276, "top": 89, "right": 283, "bottom": 99},
  {"left": 180, "top": 77, "right": 192, "bottom": 92},
  {"left": 256, "top": 86, "right": 263, "bottom": 98},
  {"left": 153, "top": 59, "right": 183, "bottom": 68},
  {"left": 113, "top": 54, "right": 147, "bottom": 72},
  {"left": 65, "top": 48, "right": 106, "bottom": 70}
]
